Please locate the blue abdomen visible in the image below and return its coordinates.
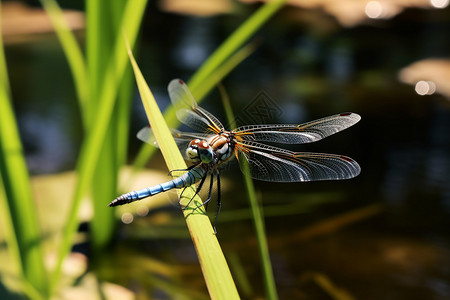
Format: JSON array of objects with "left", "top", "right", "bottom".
[{"left": 108, "top": 165, "right": 206, "bottom": 206}]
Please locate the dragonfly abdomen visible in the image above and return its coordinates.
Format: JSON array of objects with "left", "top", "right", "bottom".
[{"left": 108, "top": 165, "right": 206, "bottom": 207}]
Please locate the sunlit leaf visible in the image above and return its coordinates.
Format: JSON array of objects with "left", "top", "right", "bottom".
[{"left": 125, "top": 39, "right": 240, "bottom": 300}]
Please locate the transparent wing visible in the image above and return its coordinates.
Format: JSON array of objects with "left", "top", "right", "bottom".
[
  {"left": 137, "top": 126, "right": 159, "bottom": 147},
  {"left": 137, "top": 126, "right": 213, "bottom": 159},
  {"left": 168, "top": 79, "right": 224, "bottom": 134},
  {"left": 237, "top": 140, "right": 360, "bottom": 182},
  {"left": 234, "top": 112, "right": 360, "bottom": 144}
]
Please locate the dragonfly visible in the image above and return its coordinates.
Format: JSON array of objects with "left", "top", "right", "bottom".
[{"left": 109, "top": 79, "right": 361, "bottom": 230}]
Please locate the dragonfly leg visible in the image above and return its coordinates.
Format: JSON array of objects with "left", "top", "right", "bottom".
[
  {"left": 182, "top": 173, "right": 206, "bottom": 210},
  {"left": 179, "top": 187, "right": 187, "bottom": 207},
  {"left": 168, "top": 165, "right": 195, "bottom": 177},
  {"left": 193, "top": 173, "right": 214, "bottom": 213},
  {"left": 211, "top": 173, "right": 221, "bottom": 234},
  {"left": 203, "top": 173, "right": 215, "bottom": 212}
]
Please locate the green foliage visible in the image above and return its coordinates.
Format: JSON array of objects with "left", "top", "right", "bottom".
[
  {"left": 0, "top": 0, "right": 288, "bottom": 298},
  {"left": 219, "top": 85, "right": 278, "bottom": 300},
  {"left": 0, "top": 3, "right": 48, "bottom": 299},
  {"left": 39, "top": 0, "right": 149, "bottom": 293},
  {"left": 127, "top": 42, "right": 240, "bottom": 299}
]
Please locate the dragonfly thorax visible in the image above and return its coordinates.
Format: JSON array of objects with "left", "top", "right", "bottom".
[
  {"left": 208, "top": 133, "right": 233, "bottom": 163},
  {"left": 186, "top": 139, "right": 214, "bottom": 164}
]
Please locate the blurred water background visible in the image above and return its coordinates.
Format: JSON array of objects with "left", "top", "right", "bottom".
[{"left": 2, "top": 0, "right": 450, "bottom": 299}]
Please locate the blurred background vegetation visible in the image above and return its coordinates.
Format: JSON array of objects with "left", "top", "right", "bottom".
[{"left": 1, "top": 0, "right": 450, "bottom": 299}]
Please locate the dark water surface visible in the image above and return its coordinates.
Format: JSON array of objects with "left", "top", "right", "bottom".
[{"left": 6, "top": 2, "right": 450, "bottom": 299}]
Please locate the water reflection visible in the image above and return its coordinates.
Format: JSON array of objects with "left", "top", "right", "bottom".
[
  {"left": 365, "top": 1, "right": 391, "bottom": 19},
  {"left": 4, "top": 0, "right": 450, "bottom": 298},
  {"left": 431, "top": 0, "right": 450, "bottom": 8},
  {"left": 21, "top": 111, "right": 74, "bottom": 173},
  {"left": 172, "top": 18, "right": 217, "bottom": 70},
  {"left": 382, "top": 108, "right": 450, "bottom": 215},
  {"left": 399, "top": 59, "right": 450, "bottom": 99},
  {"left": 243, "top": 0, "right": 450, "bottom": 27},
  {"left": 160, "top": 0, "right": 232, "bottom": 16},
  {"left": 427, "top": 110, "right": 450, "bottom": 210},
  {"left": 415, "top": 80, "right": 437, "bottom": 96},
  {"left": 121, "top": 212, "right": 134, "bottom": 224},
  {"left": 1, "top": 2, "right": 84, "bottom": 44}
]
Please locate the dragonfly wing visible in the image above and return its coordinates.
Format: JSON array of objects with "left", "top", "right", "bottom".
[
  {"left": 237, "top": 141, "right": 360, "bottom": 182},
  {"left": 234, "top": 112, "right": 360, "bottom": 144},
  {"left": 137, "top": 126, "right": 213, "bottom": 159},
  {"left": 137, "top": 126, "right": 159, "bottom": 147},
  {"left": 168, "top": 79, "right": 224, "bottom": 133}
]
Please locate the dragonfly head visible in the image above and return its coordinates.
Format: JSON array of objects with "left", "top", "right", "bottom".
[{"left": 186, "top": 139, "right": 214, "bottom": 164}]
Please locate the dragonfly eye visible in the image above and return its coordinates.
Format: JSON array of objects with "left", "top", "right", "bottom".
[
  {"left": 189, "top": 139, "right": 201, "bottom": 146},
  {"left": 199, "top": 148, "right": 213, "bottom": 164},
  {"left": 197, "top": 140, "right": 213, "bottom": 164},
  {"left": 186, "top": 147, "right": 199, "bottom": 161},
  {"left": 186, "top": 139, "right": 201, "bottom": 162}
]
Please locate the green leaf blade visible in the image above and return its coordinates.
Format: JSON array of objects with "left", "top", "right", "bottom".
[
  {"left": 126, "top": 42, "right": 240, "bottom": 300},
  {"left": 0, "top": 16, "right": 48, "bottom": 296}
]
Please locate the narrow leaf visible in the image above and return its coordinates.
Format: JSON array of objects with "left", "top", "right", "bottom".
[
  {"left": 188, "top": 0, "right": 287, "bottom": 92},
  {"left": 219, "top": 85, "right": 278, "bottom": 300},
  {"left": 125, "top": 38, "right": 240, "bottom": 300},
  {"left": 50, "top": 0, "right": 149, "bottom": 291},
  {"left": 40, "top": 0, "right": 88, "bottom": 120},
  {"left": 0, "top": 6, "right": 48, "bottom": 294}
]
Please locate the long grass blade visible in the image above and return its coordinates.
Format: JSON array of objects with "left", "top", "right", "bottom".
[
  {"left": 89, "top": 0, "right": 134, "bottom": 251},
  {"left": 39, "top": 0, "right": 88, "bottom": 121},
  {"left": 219, "top": 85, "right": 278, "bottom": 300},
  {"left": 126, "top": 39, "right": 240, "bottom": 300},
  {"left": 188, "top": 0, "right": 287, "bottom": 93},
  {"left": 0, "top": 6, "right": 48, "bottom": 295},
  {"left": 50, "top": 0, "right": 149, "bottom": 291},
  {"left": 39, "top": 0, "right": 133, "bottom": 256},
  {"left": 194, "top": 41, "right": 258, "bottom": 103}
]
